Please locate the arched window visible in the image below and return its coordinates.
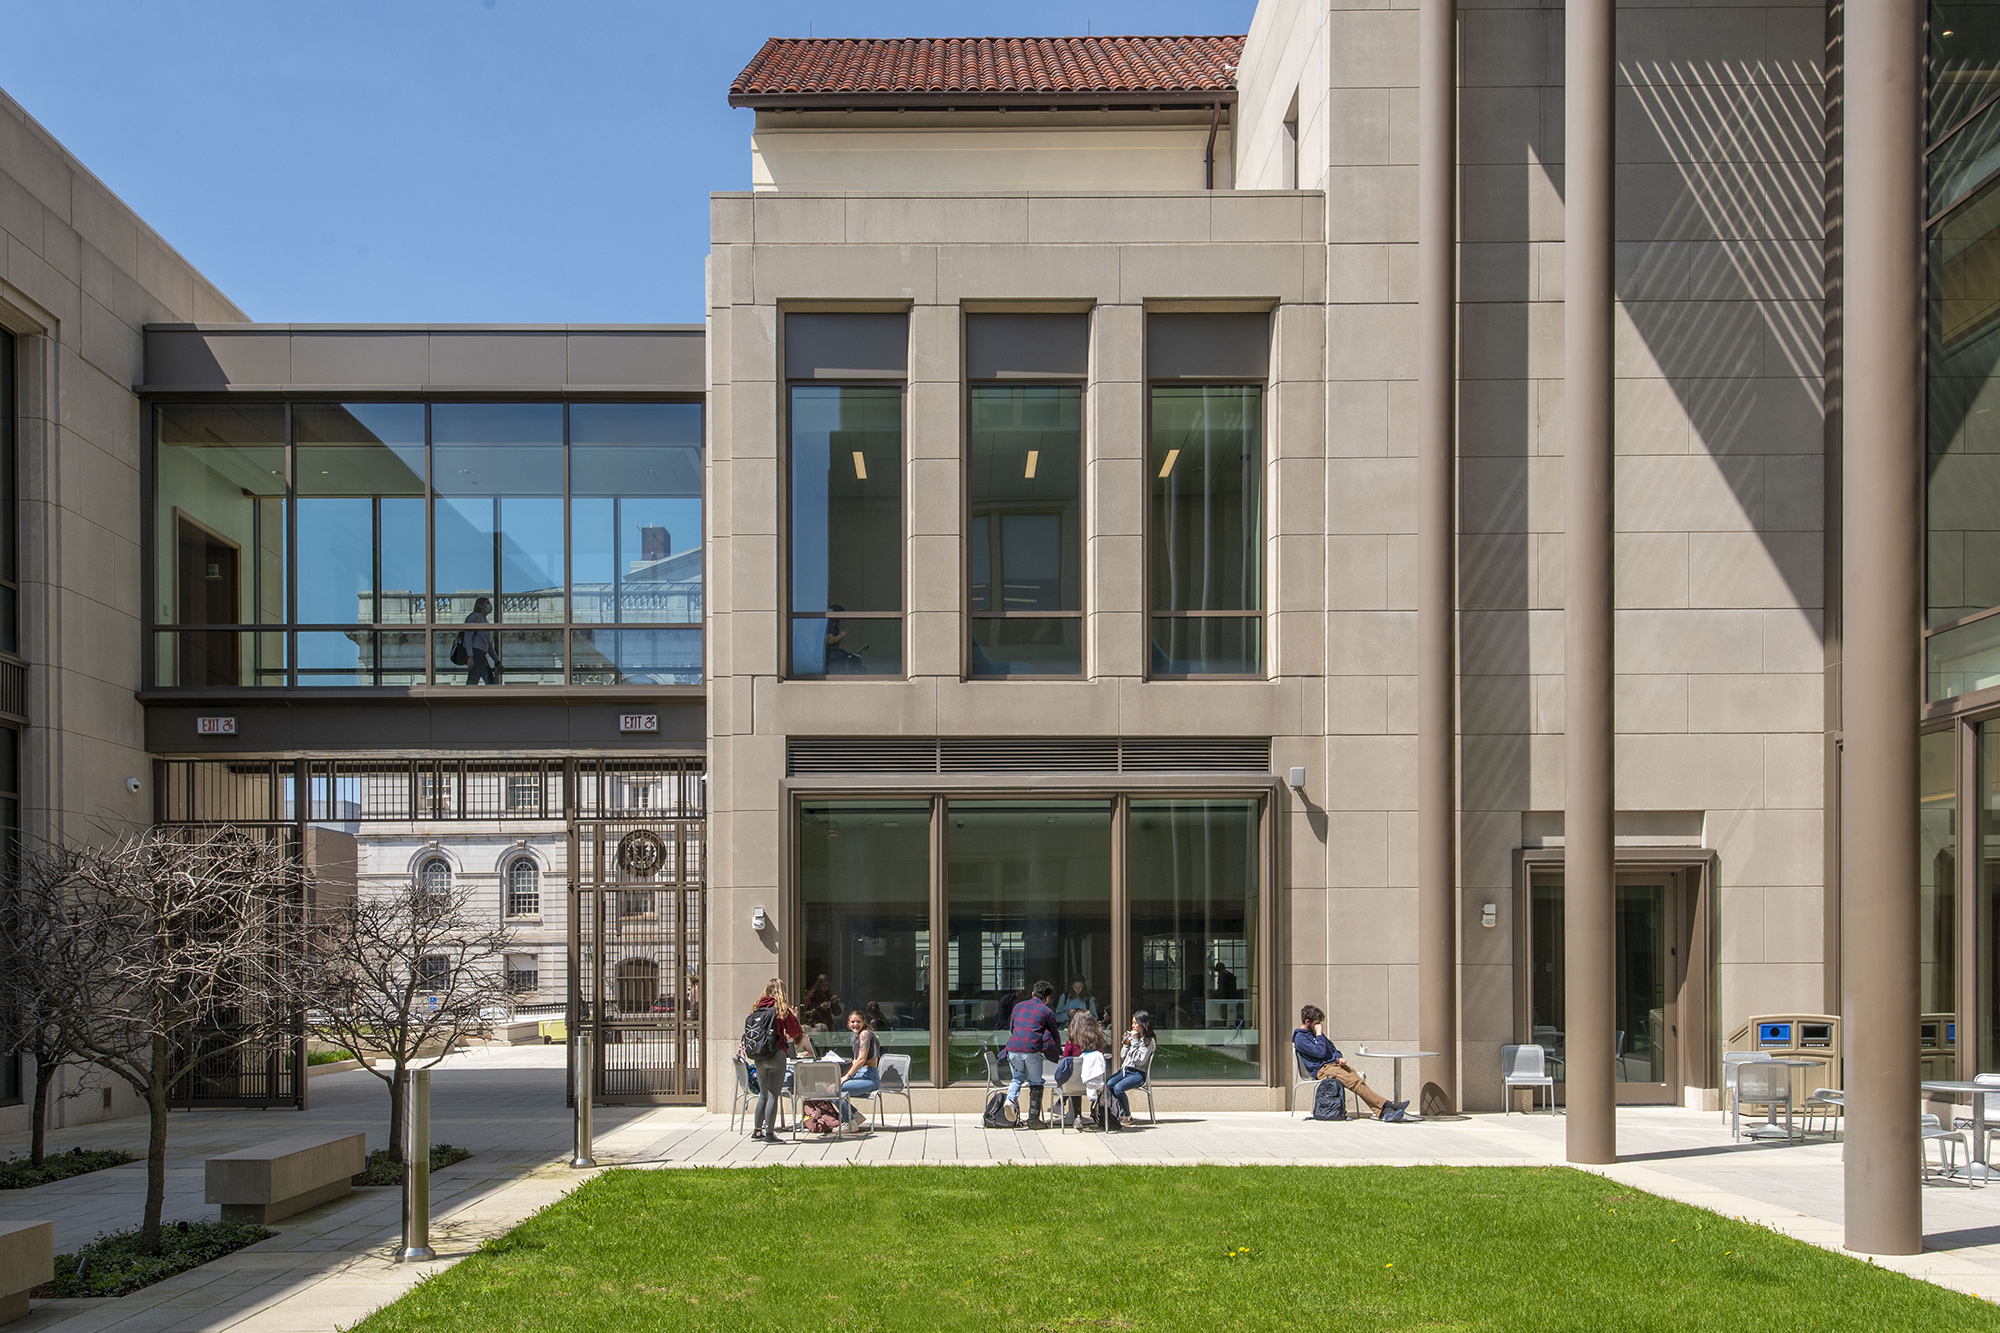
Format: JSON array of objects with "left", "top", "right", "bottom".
[
  {"left": 418, "top": 856, "right": 452, "bottom": 900},
  {"left": 505, "top": 858, "right": 541, "bottom": 918}
]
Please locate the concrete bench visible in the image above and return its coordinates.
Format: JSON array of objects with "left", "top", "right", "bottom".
[
  {"left": 205, "top": 1133, "right": 366, "bottom": 1224},
  {"left": 0, "top": 1221, "right": 53, "bottom": 1325}
]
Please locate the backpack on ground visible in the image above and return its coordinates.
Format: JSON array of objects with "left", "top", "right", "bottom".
[
  {"left": 803, "top": 1099, "right": 841, "bottom": 1134},
  {"left": 742, "top": 1006, "right": 780, "bottom": 1059},
  {"left": 983, "top": 1089, "right": 1016, "bottom": 1128},
  {"left": 1312, "top": 1079, "right": 1348, "bottom": 1121}
]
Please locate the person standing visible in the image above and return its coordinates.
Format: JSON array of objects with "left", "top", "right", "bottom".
[
  {"left": 462, "top": 597, "right": 499, "bottom": 685},
  {"left": 1005, "top": 980, "right": 1061, "bottom": 1128},
  {"left": 744, "top": 979, "right": 808, "bottom": 1142}
]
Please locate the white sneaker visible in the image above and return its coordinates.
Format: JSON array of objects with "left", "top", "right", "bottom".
[{"left": 849, "top": 1111, "right": 868, "bottom": 1131}]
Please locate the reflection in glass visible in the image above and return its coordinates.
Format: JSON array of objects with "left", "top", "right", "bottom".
[
  {"left": 1150, "top": 386, "right": 1262, "bottom": 675},
  {"left": 431, "top": 628, "right": 563, "bottom": 686},
  {"left": 944, "top": 800, "right": 1113, "bottom": 1083},
  {"left": 1932, "top": 2, "right": 2000, "bottom": 143},
  {"left": 570, "top": 628, "right": 701, "bottom": 685},
  {"left": 1614, "top": 884, "right": 1668, "bottom": 1085},
  {"left": 432, "top": 404, "right": 564, "bottom": 623},
  {"left": 295, "top": 404, "right": 426, "bottom": 625},
  {"left": 1529, "top": 878, "right": 1566, "bottom": 1082},
  {"left": 571, "top": 404, "right": 702, "bottom": 625},
  {"left": 1930, "top": 178, "right": 2000, "bottom": 630},
  {"left": 296, "top": 630, "right": 427, "bottom": 687},
  {"left": 968, "top": 386, "right": 1082, "bottom": 677},
  {"left": 799, "top": 801, "right": 933, "bottom": 1083},
  {"left": 1923, "top": 730, "right": 1959, "bottom": 1082},
  {"left": 789, "top": 386, "right": 900, "bottom": 677},
  {"left": 1128, "top": 798, "right": 1259, "bottom": 1081},
  {"left": 1929, "top": 614, "right": 2000, "bottom": 702},
  {"left": 1149, "top": 617, "right": 1261, "bottom": 677},
  {"left": 155, "top": 406, "right": 287, "bottom": 684},
  {"left": 1982, "top": 722, "right": 2000, "bottom": 1074}
]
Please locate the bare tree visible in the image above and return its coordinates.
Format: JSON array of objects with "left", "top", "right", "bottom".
[
  {"left": 0, "top": 876, "right": 92, "bottom": 1166},
  {"left": 18, "top": 829, "right": 305, "bottom": 1256},
  {"left": 300, "top": 877, "right": 514, "bottom": 1163}
]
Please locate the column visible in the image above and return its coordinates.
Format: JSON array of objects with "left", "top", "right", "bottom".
[
  {"left": 1840, "top": 0, "right": 1924, "bottom": 1258},
  {"left": 1563, "top": 0, "right": 1617, "bottom": 1165},
  {"left": 1417, "top": 0, "right": 1460, "bottom": 1113}
]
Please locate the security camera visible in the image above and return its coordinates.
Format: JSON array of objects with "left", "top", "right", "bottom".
[
  {"left": 126, "top": 777, "right": 142, "bottom": 793},
  {"left": 751, "top": 906, "right": 769, "bottom": 932}
]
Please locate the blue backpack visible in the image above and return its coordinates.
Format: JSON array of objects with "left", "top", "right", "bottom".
[{"left": 1312, "top": 1080, "right": 1348, "bottom": 1121}]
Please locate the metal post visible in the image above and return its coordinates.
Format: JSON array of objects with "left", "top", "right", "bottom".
[
  {"left": 571, "top": 1026, "right": 596, "bottom": 1168},
  {"left": 398, "top": 1070, "right": 434, "bottom": 1262},
  {"left": 1563, "top": 0, "right": 1617, "bottom": 1165},
  {"left": 1416, "top": 0, "right": 1460, "bottom": 1117},
  {"left": 1840, "top": 0, "right": 1924, "bottom": 1258}
]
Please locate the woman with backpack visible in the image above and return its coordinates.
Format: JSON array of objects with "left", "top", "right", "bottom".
[
  {"left": 742, "top": 979, "right": 808, "bottom": 1142},
  {"left": 1105, "top": 1011, "right": 1156, "bottom": 1129}
]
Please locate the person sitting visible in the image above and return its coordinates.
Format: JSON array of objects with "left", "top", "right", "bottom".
[
  {"left": 836, "top": 1009, "right": 881, "bottom": 1130},
  {"left": 1293, "top": 1004, "right": 1407, "bottom": 1122},
  {"left": 1106, "top": 1011, "right": 1156, "bottom": 1129},
  {"left": 1059, "top": 1011, "right": 1108, "bottom": 1128},
  {"left": 1005, "top": 980, "right": 1061, "bottom": 1128},
  {"left": 1054, "top": 978, "right": 1101, "bottom": 1023},
  {"left": 800, "top": 973, "right": 840, "bottom": 1030}
]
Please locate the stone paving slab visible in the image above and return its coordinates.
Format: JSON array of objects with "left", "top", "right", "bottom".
[{"left": 6, "top": 1049, "right": 2000, "bottom": 1327}]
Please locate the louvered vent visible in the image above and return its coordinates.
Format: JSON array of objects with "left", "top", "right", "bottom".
[{"left": 786, "top": 737, "right": 1271, "bottom": 776}]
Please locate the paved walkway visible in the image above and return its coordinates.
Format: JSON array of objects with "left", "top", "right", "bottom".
[{"left": 4, "top": 1049, "right": 1999, "bottom": 1328}]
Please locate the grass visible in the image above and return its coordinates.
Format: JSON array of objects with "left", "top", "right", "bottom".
[
  {"left": 352, "top": 1143, "right": 472, "bottom": 1187},
  {"left": 0, "top": 1147, "right": 138, "bottom": 1189},
  {"left": 349, "top": 1165, "right": 2000, "bottom": 1332},
  {"left": 34, "top": 1220, "right": 274, "bottom": 1298}
]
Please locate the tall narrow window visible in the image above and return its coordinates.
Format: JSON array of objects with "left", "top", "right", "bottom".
[
  {"left": 505, "top": 858, "right": 541, "bottom": 918},
  {"left": 786, "top": 313, "right": 907, "bottom": 678},
  {"left": 0, "top": 329, "right": 15, "bottom": 657},
  {"left": 153, "top": 405, "right": 288, "bottom": 686},
  {"left": 1148, "top": 314, "right": 1266, "bottom": 677},
  {"left": 294, "top": 403, "right": 427, "bottom": 686},
  {"left": 418, "top": 856, "right": 452, "bottom": 901},
  {"left": 966, "top": 313, "right": 1087, "bottom": 677},
  {"left": 1920, "top": 729, "right": 1957, "bottom": 1081}
]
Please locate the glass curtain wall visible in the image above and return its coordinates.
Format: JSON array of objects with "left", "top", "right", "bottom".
[
  {"left": 797, "top": 800, "right": 933, "bottom": 1082},
  {"left": 789, "top": 386, "right": 903, "bottom": 677},
  {"left": 800, "top": 793, "right": 1264, "bottom": 1085},
  {"left": 1149, "top": 387, "right": 1263, "bottom": 676},
  {"left": 1922, "top": 729, "right": 1960, "bottom": 1080},
  {"left": 151, "top": 400, "right": 702, "bottom": 687},
  {"left": 967, "top": 386, "right": 1083, "bottom": 676},
  {"left": 153, "top": 404, "right": 287, "bottom": 686},
  {"left": 0, "top": 329, "right": 15, "bottom": 656},
  {"left": 944, "top": 800, "right": 1112, "bottom": 1080}
]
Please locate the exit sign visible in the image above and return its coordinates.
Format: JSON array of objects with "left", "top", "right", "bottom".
[
  {"left": 197, "top": 716, "right": 237, "bottom": 735},
  {"left": 619, "top": 714, "right": 658, "bottom": 734}
]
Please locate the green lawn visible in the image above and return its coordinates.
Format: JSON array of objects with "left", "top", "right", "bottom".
[{"left": 352, "top": 1165, "right": 1999, "bottom": 1332}]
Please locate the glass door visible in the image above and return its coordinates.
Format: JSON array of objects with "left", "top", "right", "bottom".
[{"left": 1526, "top": 873, "right": 1682, "bottom": 1103}]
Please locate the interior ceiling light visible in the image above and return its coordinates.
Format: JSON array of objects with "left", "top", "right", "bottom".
[
  {"left": 1157, "top": 448, "right": 1180, "bottom": 479},
  {"left": 851, "top": 451, "right": 868, "bottom": 480},
  {"left": 1024, "top": 449, "right": 1039, "bottom": 479}
]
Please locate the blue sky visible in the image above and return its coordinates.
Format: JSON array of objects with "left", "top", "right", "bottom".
[{"left": 0, "top": 1, "right": 1254, "bottom": 324}]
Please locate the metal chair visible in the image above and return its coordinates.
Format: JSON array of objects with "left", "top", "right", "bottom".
[
  {"left": 1292, "top": 1049, "right": 1353, "bottom": 1119},
  {"left": 1501, "top": 1043, "right": 1556, "bottom": 1115},
  {"left": 790, "top": 1059, "right": 850, "bottom": 1139},
  {"left": 1923, "top": 1114, "right": 1980, "bottom": 1185},
  {"left": 872, "top": 1053, "right": 915, "bottom": 1128},
  {"left": 980, "top": 1044, "right": 1007, "bottom": 1091},
  {"left": 1731, "top": 1060, "right": 1794, "bottom": 1141},
  {"left": 1950, "top": 1072, "right": 2000, "bottom": 1162},
  {"left": 1055, "top": 1062, "right": 1090, "bottom": 1132},
  {"left": 1802, "top": 1087, "right": 1844, "bottom": 1138},
  {"left": 1114, "top": 1044, "right": 1157, "bottom": 1125},
  {"left": 728, "top": 1054, "right": 756, "bottom": 1133}
]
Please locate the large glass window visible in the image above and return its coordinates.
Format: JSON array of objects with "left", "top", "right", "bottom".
[
  {"left": 798, "top": 801, "right": 933, "bottom": 1082},
  {"left": 0, "top": 329, "right": 15, "bottom": 656},
  {"left": 1128, "top": 798, "right": 1261, "bottom": 1081},
  {"left": 154, "top": 404, "right": 287, "bottom": 686},
  {"left": 789, "top": 386, "right": 902, "bottom": 677},
  {"left": 945, "top": 800, "right": 1112, "bottom": 1080},
  {"left": 149, "top": 399, "right": 702, "bottom": 688},
  {"left": 1149, "top": 387, "right": 1263, "bottom": 676},
  {"left": 1924, "top": 730, "right": 1960, "bottom": 1082},
  {"left": 967, "top": 386, "right": 1083, "bottom": 677}
]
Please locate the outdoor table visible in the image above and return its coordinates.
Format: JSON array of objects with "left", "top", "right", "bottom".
[
  {"left": 1746, "top": 1058, "right": 1822, "bottom": 1140},
  {"left": 1356, "top": 1049, "right": 1438, "bottom": 1118},
  {"left": 1922, "top": 1080, "right": 1996, "bottom": 1178}
]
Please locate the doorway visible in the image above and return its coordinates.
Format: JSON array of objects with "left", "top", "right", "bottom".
[
  {"left": 176, "top": 513, "right": 241, "bottom": 685},
  {"left": 1517, "top": 864, "right": 1712, "bottom": 1105}
]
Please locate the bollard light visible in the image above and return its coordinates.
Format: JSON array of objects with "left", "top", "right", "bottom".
[
  {"left": 398, "top": 1069, "right": 435, "bottom": 1262},
  {"left": 571, "top": 1025, "right": 597, "bottom": 1168}
]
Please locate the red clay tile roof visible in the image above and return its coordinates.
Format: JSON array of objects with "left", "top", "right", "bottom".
[{"left": 730, "top": 36, "right": 1242, "bottom": 106}]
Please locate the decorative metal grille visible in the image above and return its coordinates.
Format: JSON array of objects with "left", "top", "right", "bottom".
[{"left": 786, "top": 736, "right": 1273, "bottom": 776}]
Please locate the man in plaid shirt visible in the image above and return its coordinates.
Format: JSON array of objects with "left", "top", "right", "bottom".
[{"left": 1004, "top": 979, "right": 1062, "bottom": 1128}]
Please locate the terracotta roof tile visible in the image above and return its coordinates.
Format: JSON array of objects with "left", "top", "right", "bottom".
[{"left": 730, "top": 35, "right": 1242, "bottom": 103}]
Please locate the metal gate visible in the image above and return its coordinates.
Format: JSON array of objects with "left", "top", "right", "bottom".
[{"left": 569, "top": 757, "right": 705, "bottom": 1104}]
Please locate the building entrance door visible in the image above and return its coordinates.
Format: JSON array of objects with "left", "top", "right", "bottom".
[
  {"left": 569, "top": 757, "right": 706, "bottom": 1105},
  {"left": 1525, "top": 870, "right": 1702, "bottom": 1105}
]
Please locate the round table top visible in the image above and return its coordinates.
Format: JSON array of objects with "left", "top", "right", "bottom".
[
  {"left": 1357, "top": 1050, "right": 1439, "bottom": 1060},
  {"left": 1922, "top": 1080, "right": 1999, "bottom": 1093}
]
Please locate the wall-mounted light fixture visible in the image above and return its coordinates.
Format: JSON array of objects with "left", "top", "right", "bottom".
[
  {"left": 1287, "top": 767, "right": 1306, "bottom": 791},
  {"left": 1481, "top": 903, "right": 1498, "bottom": 929},
  {"left": 751, "top": 906, "right": 769, "bottom": 932}
]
